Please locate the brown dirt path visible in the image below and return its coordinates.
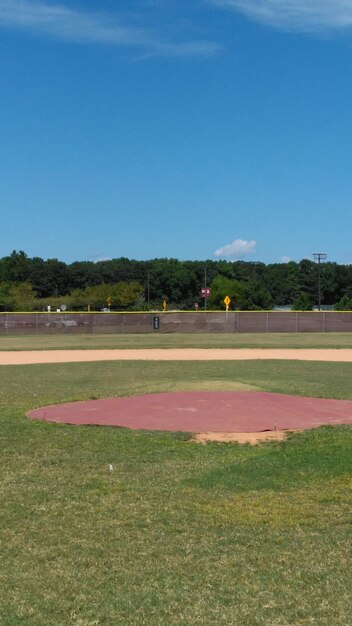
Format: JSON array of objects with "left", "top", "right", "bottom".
[{"left": 2, "top": 348, "right": 352, "bottom": 365}]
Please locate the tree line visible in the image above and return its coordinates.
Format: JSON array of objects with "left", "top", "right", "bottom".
[{"left": 0, "top": 250, "right": 352, "bottom": 311}]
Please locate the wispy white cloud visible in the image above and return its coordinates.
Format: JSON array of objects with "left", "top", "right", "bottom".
[
  {"left": 281, "top": 255, "right": 292, "bottom": 263},
  {"left": 210, "top": 0, "right": 352, "bottom": 32},
  {"left": 0, "top": 0, "right": 218, "bottom": 56},
  {"left": 214, "top": 238, "right": 257, "bottom": 258},
  {"left": 92, "top": 256, "right": 113, "bottom": 264}
]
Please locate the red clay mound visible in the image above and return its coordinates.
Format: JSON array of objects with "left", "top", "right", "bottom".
[{"left": 27, "top": 391, "right": 352, "bottom": 433}]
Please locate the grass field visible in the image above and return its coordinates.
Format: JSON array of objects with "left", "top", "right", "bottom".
[
  {"left": 1, "top": 331, "right": 352, "bottom": 351},
  {"left": 1, "top": 358, "right": 352, "bottom": 625}
]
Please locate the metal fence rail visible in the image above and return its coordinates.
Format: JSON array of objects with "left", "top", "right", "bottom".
[{"left": 1, "top": 311, "right": 352, "bottom": 335}]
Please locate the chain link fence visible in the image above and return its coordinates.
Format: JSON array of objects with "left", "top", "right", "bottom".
[{"left": 1, "top": 311, "right": 352, "bottom": 335}]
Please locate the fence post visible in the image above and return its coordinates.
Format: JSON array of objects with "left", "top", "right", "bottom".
[
  {"left": 266, "top": 312, "right": 269, "bottom": 333},
  {"left": 295, "top": 312, "right": 298, "bottom": 333}
]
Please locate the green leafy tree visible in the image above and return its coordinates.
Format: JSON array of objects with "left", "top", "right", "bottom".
[
  {"left": 209, "top": 276, "right": 243, "bottom": 309},
  {"left": 29, "top": 258, "right": 70, "bottom": 298},
  {"left": 298, "top": 260, "right": 317, "bottom": 302},
  {"left": 0, "top": 282, "right": 38, "bottom": 311},
  {"left": 2, "top": 251, "right": 352, "bottom": 309},
  {"left": 69, "top": 282, "right": 144, "bottom": 311},
  {"left": 320, "top": 262, "right": 339, "bottom": 304},
  {"left": 0, "top": 283, "right": 13, "bottom": 311},
  {"left": 1, "top": 251, "right": 31, "bottom": 283},
  {"left": 292, "top": 292, "right": 313, "bottom": 311},
  {"left": 334, "top": 295, "right": 352, "bottom": 311},
  {"left": 68, "top": 261, "right": 100, "bottom": 289},
  {"left": 264, "top": 262, "right": 300, "bottom": 305},
  {"left": 237, "top": 282, "right": 273, "bottom": 310}
]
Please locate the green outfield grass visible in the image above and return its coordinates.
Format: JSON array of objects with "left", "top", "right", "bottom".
[
  {"left": 1, "top": 359, "right": 352, "bottom": 625},
  {"left": 1, "top": 331, "right": 352, "bottom": 351}
]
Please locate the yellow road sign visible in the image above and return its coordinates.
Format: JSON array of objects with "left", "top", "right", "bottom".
[{"left": 224, "top": 296, "right": 231, "bottom": 306}]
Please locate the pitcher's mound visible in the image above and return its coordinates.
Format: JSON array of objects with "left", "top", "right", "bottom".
[{"left": 27, "top": 391, "right": 352, "bottom": 438}]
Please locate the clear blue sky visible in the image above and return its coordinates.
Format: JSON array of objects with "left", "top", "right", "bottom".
[{"left": 1, "top": 0, "right": 352, "bottom": 265}]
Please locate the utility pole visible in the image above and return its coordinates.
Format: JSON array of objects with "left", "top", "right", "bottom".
[
  {"left": 312, "top": 252, "right": 327, "bottom": 310},
  {"left": 147, "top": 271, "right": 150, "bottom": 308}
]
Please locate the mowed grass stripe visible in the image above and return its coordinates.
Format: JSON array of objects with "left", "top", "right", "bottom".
[{"left": 2, "top": 331, "right": 352, "bottom": 351}]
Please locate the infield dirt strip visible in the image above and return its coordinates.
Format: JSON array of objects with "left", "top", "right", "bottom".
[{"left": 2, "top": 348, "right": 352, "bottom": 365}]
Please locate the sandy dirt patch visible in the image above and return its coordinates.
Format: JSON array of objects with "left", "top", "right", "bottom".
[
  {"left": 192, "top": 431, "right": 296, "bottom": 444},
  {"left": 2, "top": 348, "right": 352, "bottom": 365}
]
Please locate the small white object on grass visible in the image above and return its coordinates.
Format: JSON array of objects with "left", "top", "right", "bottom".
[{"left": 109, "top": 464, "right": 113, "bottom": 471}]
